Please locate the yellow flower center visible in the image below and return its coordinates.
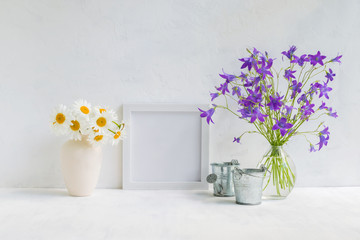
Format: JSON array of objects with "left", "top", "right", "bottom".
[
  {"left": 94, "top": 135, "right": 103, "bottom": 142},
  {"left": 70, "top": 120, "right": 80, "bottom": 131},
  {"left": 99, "top": 108, "right": 106, "bottom": 113},
  {"left": 80, "top": 106, "right": 89, "bottom": 114},
  {"left": 55, "top": 113, "right": 66, "bottom": 124},
  {"left": 92, "top": 127, "right": 99, "bottom": 133},
  {"left": 96, "top": 117, "right": 107, "bottom": 127},
  {"left": 114, "top": 131, "right": 121, "bottom": 139}
]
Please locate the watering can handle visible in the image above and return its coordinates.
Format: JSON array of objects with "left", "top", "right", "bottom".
[
  {"left": 233, "top": 167, "right": 244, "bottom": 179},
  {"left": 231, "top": 159, "right": 239, "bottom": 165},
  {"left": 260, "top": 164, "right": 271, "bottom": 174},
  {"left": 234, "top": 167, "right": 268, "bottom": 178}
]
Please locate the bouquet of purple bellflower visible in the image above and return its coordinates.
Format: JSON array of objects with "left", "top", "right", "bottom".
[{"left": 199, "top": 46, "right": 341, "bottom": 199}]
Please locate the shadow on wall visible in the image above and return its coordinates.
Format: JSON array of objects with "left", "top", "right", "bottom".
[
  {"left": 96, "top": 105, "right": 125, "bottom": 189},
  {"left": 116, "top": 105, "right": 124, "bottom": 189},
  {"left": 118, "top": 105, "right": 124, "bottom": 189}
]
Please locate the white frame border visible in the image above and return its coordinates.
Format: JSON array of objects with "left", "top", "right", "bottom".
[{"left": 122, "top": 104, "right": 209, "bottom": 190}]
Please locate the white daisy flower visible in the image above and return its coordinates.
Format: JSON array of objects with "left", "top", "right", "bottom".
[
  {"left": 87, "top": 132, "right": 107, "bottom": 146},
  {"left": 94, "top": 106, "right": 119, "bottom": 120},
  {"left": 90, "top": 106, "right": 118, "bottom": 134},
  {"left": 110, "top": 121, "right": 127, "bottom": 145},
  {"left": 94, "top": 105, "right": 110, "bottom": 115},
  {"left": 50, "top": 104, "right": 71, "bottom": 136},
  {"left": 67, "top": 116, "right": 88, "bottom": 141},
  {"left": 73, "top": 99, "right": 92, "bottom": 119},
  {"left": 50, "top": 101, "right": 125, "bottom": 147}
]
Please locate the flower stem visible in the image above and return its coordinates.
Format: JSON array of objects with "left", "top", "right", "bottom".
[{"left": 260, "top": 145, "right": 295, "bottom": 197}]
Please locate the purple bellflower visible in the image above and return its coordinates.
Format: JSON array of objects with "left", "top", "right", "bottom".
[
  {"left": 284, "top": 69, "right": 296, "bottom": 80},
  {"left": 319, "top": 102, "right": 328, "bottom": 110},
  {"left": 330, "top": 55, "right": 342, "bottom": 63},
  {"left": 290, "top": 80, "right": 302, "bottom": 99},
  {"left": 255, "top": 61, "right": 273, "bottom": 80},
  {"left": 325, "top": 69, "right": 336, "bottom": 81},
  {"left": 263, "top": 58, "right": 274, "bottom": 69},
  {"left": 250, "top": 107, "right": 268, "bottom": 123},
  {"left": 318, "top": 135, "right": 329, "bottom": 150},
  {"left": 238, "top": 98, "right": 254, "bottom": 108},
  {"left": 247, "top": 87, "right": 263, "bottom": 105},
  {"left": 210, "top": 92, "right": 219, "bottom": 101},
  {"left": 199, "top": 107, "right": 215, "bottom": 124},
  {"left": 199, "top": 46, "right": 340, "bottom": 156},
  {"left": 267, "top": 94, "right": 284, "bottom": 111},
  {"left": 261, "top": 84, "right": 272, "bottom": 92},
  {"left": 291, "top": 54, "right": 309, "bottom": 66},
  {"left": 259, "top": 55, "right": 267, "bottom": 65},
  {"left": 232, "top": 87, "right": 241, "bottom": 96},
  {"left": 244, "top": 79, "right": 253, "bottom": 87},
  {"left": 239, "top": 57, "right": 256, "bottom": 71},
  {"left": 297, "top": 94, "right": 307, "bottom": 104},
  {"left": 327, "top": 108, "right": 338, "bottom": 118},
  {"left": 238, "top": 106, "right": 253, "bottom": 119},
  {"left": 219, "top": 69, "right": 236, "bottom": 82},
  {"left": 320, "top": 126, "right": 330, "bottom": 136},
  {"left": 272, "top": 117, "right": 293, "bottom": 136},
  {"left": 318, "top": 82, "right": 332, "bottom": 99},
  {"left": 308, "top": 51, "right": 326, "bottom": 66},
  {"left": 216, "top": 83, "right": 229, "bottom": 95},
  {"left": 308, "top": 82, "right": 321, "bottom": 98},
  {"left": 283, "top": 105, "right": 296, "bottom": 116},
  {"left": 250, "top": 76, "right": 262, "bottom": 86},
  {"left": 239, "top": 72, "right": 247, "bottom": 80},
  {"left": 216, "top": 70, "right": 236, "bottom": 95},
  {"left": 317, "top": 126, "right": 330, "bottom": 150},
  {"left": 300, "top": 101, "right": 315, "bottom": 120},
  {"left": 282, "top": 46, "right": 297, "bottom": 60},
  {"left": 310, "top": 144, "right": 317, "bottom": 152},
  {"left": 252, "top": 48, "right": 260, "bottom": 56}
]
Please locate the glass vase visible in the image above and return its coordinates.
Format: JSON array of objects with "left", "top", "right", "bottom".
[{"left": 257, "top": 145, "right": 296, "bottom": 199}]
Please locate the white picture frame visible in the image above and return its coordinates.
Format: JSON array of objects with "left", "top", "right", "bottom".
[{"left": 122, "top": 104, "right": 209, "bottom": 190}]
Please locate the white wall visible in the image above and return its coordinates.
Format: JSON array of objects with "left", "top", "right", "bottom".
[{"left": 0, "top": 0, "right": 359, "bottom": 188}]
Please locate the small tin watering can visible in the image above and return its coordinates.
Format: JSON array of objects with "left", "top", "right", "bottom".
[
  {"left": 232, "top": 165, "right": 270, "bottom": 205},
  {"left": 207, "top": 160, "right": 239, "bottom": 197}
]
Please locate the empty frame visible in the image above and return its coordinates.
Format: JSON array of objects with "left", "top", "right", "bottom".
[{"left": 122, "top": 104, "right": 209, "bottom": 189}]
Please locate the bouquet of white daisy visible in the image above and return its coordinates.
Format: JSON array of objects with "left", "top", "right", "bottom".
[{"left": 50, "top": 99, "right": 126, "bottom": 146}]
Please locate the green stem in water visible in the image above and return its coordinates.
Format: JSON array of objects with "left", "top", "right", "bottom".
[{"left": 260, "top": 145, "right": 295, "bottom": 196}]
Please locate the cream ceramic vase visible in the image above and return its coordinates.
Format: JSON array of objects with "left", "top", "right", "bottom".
[{"left": 61, "top": 136, "right": 102, "bottom": 197}]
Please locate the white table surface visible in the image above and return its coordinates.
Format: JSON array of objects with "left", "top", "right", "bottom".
[{"left": 0, "top": 187, "right": 359, "bottom": 240}]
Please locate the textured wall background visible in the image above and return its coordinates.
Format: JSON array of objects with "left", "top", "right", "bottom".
[{"left": 0, "top": 0, "right": 359, "bottom": 188}]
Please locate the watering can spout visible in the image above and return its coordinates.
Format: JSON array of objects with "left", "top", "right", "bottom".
[{"left": 207, "top": 173, "right": 222, "bottom": 194}]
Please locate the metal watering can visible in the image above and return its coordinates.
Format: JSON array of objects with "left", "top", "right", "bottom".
[
  {"left": 232, "top": 165, "right": 270, "bottom": 205},
  {"left": 207, "top": 160, "right": 239, "bottom": 197}
]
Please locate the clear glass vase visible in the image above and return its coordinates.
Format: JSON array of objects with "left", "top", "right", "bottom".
[{"left": 257, "top": 145, "right": 296, "bottom": 199}]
